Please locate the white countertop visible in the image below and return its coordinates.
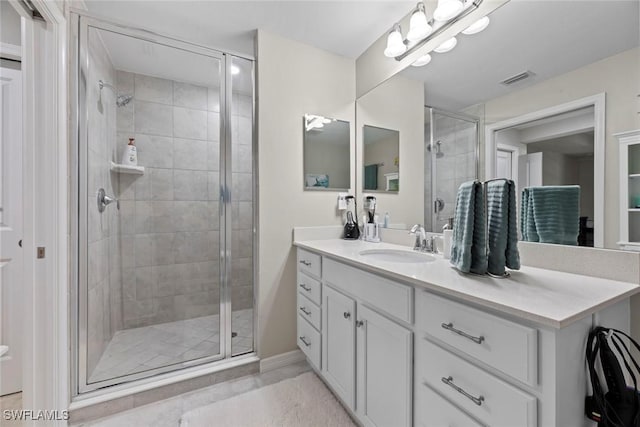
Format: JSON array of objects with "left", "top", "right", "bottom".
[{"left": 294, "top": 239, "right": 640, "bottom": 329}]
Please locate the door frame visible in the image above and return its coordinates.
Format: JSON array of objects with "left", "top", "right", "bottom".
[
  {"left": 0, "top": 64, "right": 24, "bottom": 397},
  {"left": 485, "top": 93, "right": 605, "bottom": 248},
  {"left": 8, "top": 0, "right": 69, "bottom": 424}
]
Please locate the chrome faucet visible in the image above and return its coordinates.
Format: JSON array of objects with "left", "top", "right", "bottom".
[{"left": 410, "top": 224, "right": 438, "bottom": 253}]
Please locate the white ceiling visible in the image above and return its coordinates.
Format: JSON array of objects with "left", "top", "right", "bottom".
[
  {"left": 401, "top": 0, "right": 640, "bottom": 111},
  {"left": 527, "top": 131, "right": 595, "bottom": 156},
  {"left": 83, "top": 0, "right": 415, "bottom": 59}
]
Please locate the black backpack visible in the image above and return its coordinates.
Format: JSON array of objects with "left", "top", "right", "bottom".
[{"left": 586, "top": 326, "right": 640, "bottom": 427}]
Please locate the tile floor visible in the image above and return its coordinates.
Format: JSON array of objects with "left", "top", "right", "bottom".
[
  {"left": 0, "top": 392, "right": 23, "bottom": 427},
  {"left": 73, "top": 361, "right": 312, "bottom": 427},
  {"left": 90, "top": 309, "right": 254, "bottom": 383}
]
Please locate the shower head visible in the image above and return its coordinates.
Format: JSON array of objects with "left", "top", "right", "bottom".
[
  {"left": 116, "top": 94, "right": 133, "bottom": 107},
  {"left": 99, "top": 80, "right": 134, "bottom": 108}
]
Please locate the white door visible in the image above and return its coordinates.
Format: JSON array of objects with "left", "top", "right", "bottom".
[
  {"left": 0, "top": 66, "right": 23, "bottom": 396},
  {"left": 496, "top": 149, "right": 513, "bottom": 180},
  {"left": 322, "top": 285, "right": 356, "bottom": 410},
  {"left": 356, "top": 305, "right": 412, "bottom": 427}
]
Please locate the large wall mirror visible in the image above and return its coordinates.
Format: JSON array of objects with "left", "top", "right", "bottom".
[
  {"left": 355, "top": 0, "right": 640, "bottom": 249},
  {"left": 303, "top": 114, "right": 351, "bottom": 190}
]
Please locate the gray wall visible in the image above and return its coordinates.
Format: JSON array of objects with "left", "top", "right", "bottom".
[{"left": 115, "top": 71, "right": 253, "bottom": 329}]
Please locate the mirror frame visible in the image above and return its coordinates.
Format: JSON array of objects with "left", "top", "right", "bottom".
[
  {"left": 485, "top": 93, "right": 606, "bottom": 247},
  {"left": 302, "top": 115, "right": 352, "bottom": 192}
]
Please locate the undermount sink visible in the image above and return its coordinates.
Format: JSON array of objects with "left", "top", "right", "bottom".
[{"left": 358, "top": 249, "right": 436, "bottom": 264}]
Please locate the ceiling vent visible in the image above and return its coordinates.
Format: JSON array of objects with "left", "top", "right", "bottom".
[{"left": 500, "top": 71, "right": 535, "bottom": 86}]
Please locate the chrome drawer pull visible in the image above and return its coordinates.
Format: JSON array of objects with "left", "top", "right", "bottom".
[
  {"left": 356, "top": 320, "right": 364, "bottom": 328},
  {"left": 343, "top": 312, "right": 351, "bottom": 320},
  {"left": 299, "top": 260, "right": 312, "bottom": 267},
  {"left": 441, "top": 322, "right": 485, "bottom": 344},
  {"left": 299, "top": 336, "right": 311, "bottom": 347},
  {"left": 299, "top": 283, "right": 312, "bottom": 292},
  {"left": 300, "top": 306, "right": 312, "bottom": 316},
  {"left": 441, "top": 376, "right": 485, "bottom": 406}
]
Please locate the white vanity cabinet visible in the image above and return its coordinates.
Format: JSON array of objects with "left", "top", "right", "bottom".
[
  {"left": 295, "top": 244, "right": 633, "bottom": 427},
  {"left": 296, "top": 249, "right": 322, "bottom": 370}
]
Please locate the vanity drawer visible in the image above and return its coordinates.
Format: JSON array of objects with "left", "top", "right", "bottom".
[
  {"left": 323, "top": 258, "right": 412, "bottom": 324},
  {"left": 416, "top": 291, "right": 537, "bottom": 386},
  {"left": 297, "top": 249, "right": 322, "bottom": 279},
  {"left": 298, "top": 272, "right": 321, "bottom": 306},
  {"left": 417, "top": 339, "right": 537, "bottom": 427},
  {"left": 297, "top": 292, "right": 321, "bottom": 331},
  {"left": 297, "top": 314, "right": 321, "bottom": 370},
  {"left": 415, "top": 383, "right": 484, "bottom": 427}
]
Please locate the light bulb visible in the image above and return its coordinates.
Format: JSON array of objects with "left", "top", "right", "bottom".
[
  {"left": 383, "top": 24, "right": 407, "bottom": 58},
  {"left": 231, "top": 65, "right": 240, "bottom": 75},
  {"left": 462, "top": 16, "right": 490, "bottom": 35},
  {"left": 407, "top": 3, "right": 433, "bottom": 42},
  {"left": 433, "top": 0, "right": 464, "bottom": 21},
  {"left": 411, "top": 53, "right": 432, "bottom": 67},
  {"left": 434, "top": 37, "right": 457, "bottom": 53}
]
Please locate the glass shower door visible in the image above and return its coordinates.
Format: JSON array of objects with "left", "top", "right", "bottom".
[
  {"left": 426, "top": 108, "right": 479, "bottom": 232},
  {"left": 79, "top": 19, "right": 226, "bottom": 391}
]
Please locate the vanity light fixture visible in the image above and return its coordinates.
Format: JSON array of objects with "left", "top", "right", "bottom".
[
  {"left": 384, "top": 0, "right": 487, "bottom": 62},
  {"left": 384, "top": 23, "right": 407, "bottom": 57},
  {"left": 433, "top": 0, "right": 464, "bottom": 21},
  {"left": 407, "top": 2, "right": 433, "bottom": 42},
  {"left": 411, "top": 53, "right": 432, "bottom": 67},
  {"left": 461, "top": 15, "right": 490, "bottom": 34},
  {"left": 433, "top": 36, "right": 457, "bottom": 53}
]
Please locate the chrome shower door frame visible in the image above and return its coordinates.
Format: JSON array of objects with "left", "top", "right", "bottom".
[
  {"left": 71, "top": 11, "right": 255, "bottom": 396},
  {"left": 427, "top": 107, "right": 480, "bottom": 231}
]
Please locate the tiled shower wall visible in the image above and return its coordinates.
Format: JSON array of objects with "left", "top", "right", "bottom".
[
  {"left": 424, "top": 112, "right": 477, "bottom": 232},
  {"left": 114, "top": 71, "right": 253, "bottom": 329},
  {"left": 86, "top": 32, "right": 122, "bottom": 374}
]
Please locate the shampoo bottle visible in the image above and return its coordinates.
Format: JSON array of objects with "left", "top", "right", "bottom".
[{"left": 122, "top": 137, "right": 137, "bottom": 166}]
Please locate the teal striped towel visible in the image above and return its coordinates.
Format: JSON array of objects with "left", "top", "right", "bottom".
[
  {"left": 487, "top": 180, "right": 520, "bottom": 275},
  {"left": 450, "top": 181, "right": 487, "bottom": 274},
  {"left": 521, "top": 186, "right": 580, "bottom": 245}
]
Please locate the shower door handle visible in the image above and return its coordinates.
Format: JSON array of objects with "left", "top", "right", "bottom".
[{"left": 434, "top": 198, "right": 445, "bottom": 213}]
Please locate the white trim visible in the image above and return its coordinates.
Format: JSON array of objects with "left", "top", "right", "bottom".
[
  {"left": 0, "top": 42, "right": 21, "bottom": 60},
  {"left": 259, "top": 350, "right": 305, "bottom": 373},
  {"left": 485, "top": 93, "right": 606, "bottom": 248},
  {"left": 18, "top": 0, "right": 68, "bottom": 424}
]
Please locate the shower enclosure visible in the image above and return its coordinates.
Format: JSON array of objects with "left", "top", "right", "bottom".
[
  {"left": 71, "top": 14, "right": 256, "bottom": 393},
  {"left": 424, "top": 107, "right": 479, "bottom": 231}
]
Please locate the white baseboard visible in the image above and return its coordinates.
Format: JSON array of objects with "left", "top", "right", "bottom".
[{"left": 260, "top": 350, "right": 305, "bottom": 373}]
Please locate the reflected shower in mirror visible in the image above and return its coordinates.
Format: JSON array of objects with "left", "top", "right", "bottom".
[
  {"left": 363, "top": 125, "right": 399, "bottom": 192},
  {"left": 303, "top": 114, "right": 351, "bottom": 190}
]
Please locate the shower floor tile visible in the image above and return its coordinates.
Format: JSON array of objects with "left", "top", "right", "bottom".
[{"left": 89, "top": 309, "right": 254, "bottom": 383}]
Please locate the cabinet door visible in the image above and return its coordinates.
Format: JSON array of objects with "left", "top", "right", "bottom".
[
  {"left": 322, "top": 285, "right": 356, "bottom": 409},
  {"left": 357, "top": 305, "right": 412, "bottom": 427}
]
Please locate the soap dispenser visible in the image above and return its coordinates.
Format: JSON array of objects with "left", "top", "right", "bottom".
[{"left": 121, "top": 137, "right": 137, "bottom": 166}]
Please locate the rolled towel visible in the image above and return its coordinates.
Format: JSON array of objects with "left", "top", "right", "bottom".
[
  {"left": 450, "top": 181, "right": 487, "bottom": 274},
  {"left": 487, "top": 180, "right": 520, "bottom": 275},
  {"left": 520, "top": 186, "right": 580, "bottom": 245}
]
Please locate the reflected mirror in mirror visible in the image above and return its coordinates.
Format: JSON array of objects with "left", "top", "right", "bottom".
[
  {"left": 303, "top": 114, "right": 351, "bottom": 190},
  {"left": 359, "top": 0, "right": 639, "bottom": 248},
  {"left": 363, "top": 125, "right": 400, "bottom": 192}
]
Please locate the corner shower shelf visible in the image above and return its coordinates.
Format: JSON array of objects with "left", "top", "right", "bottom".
[{"left": 110, "top": 162, "right": 145, "bottom": 175}]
